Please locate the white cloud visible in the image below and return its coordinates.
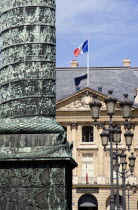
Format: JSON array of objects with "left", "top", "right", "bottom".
[{"left": 56, "top": 0, "right": 138, "bottom": 39}]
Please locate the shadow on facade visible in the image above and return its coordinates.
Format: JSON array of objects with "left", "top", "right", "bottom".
[{"left": 78, "top": 194, "right": 98, "bottom": 210}]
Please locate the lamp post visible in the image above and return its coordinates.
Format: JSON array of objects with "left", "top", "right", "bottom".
[
  {"left": 116, "top": 151, "right": 136, "bottom": 210},
  {"left": 89, "top": 91, "right": 134, "bottom": 210},
  {"left": 113, "top": 128, "right": 121, "bottom": 210},
  {"left": 126, "top": 182, "right": 137, "bottom": 210}
]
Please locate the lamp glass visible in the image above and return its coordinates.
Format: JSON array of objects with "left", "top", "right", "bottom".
[
  {"left": 89, "top": 95, "right": 102, "bottom": 120},
  {"left": 129, "top": 164, "right": 134, "bottom": 173},
  {"left": 124, "top": 130, "right": 134, "bottom": 147},
  {"left": 122, "top": 162, "right": 127, "bottom": 170},
  {"left": 132, "top": 183, "right": 137, "bottom": 193},
  {"left": 122, "top": 105, "right": 132, "bottom": 119},
  {"left": 104, "top": 90, "right": 117, "bottom": 116},
  {"left": 113, "top": 129, "right": 121, "bottom": 143},
  {"left": 125, "top": 135, "right": 133, "bottom": 147},
  {"left": 113, "top": 155, "right": 117, "bottom": 167},
  {"left": 120, "top": 94, "right": 133, "bottom": 119},
  {"left": 90, "top": 106, "right": 100, "bottom": 120},
  {"left": 120, "top": 153, "right": 126, "bottom": 164},
  {"left": 100, "top": 131, "right": 109, "bottom": 147},
  {"left": 126, "top": 182, "right": 131, "bottom": 191},
  {"left": 106, "top": 101, "right": 116, "bottom": 116},
  {"left": 129, "top": 153, "right": 136, "bottom": 167}
]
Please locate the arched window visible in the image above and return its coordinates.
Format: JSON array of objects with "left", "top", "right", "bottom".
[
  {"left": 82, "top": 126, "right": 94, "bottom": 142},
  {"left": 78, "top": 194, "right": 98, "bottom": 210}
]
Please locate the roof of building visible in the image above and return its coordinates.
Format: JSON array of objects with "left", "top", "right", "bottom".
[{"left": 56, "top": 66, "right": 138, "bottom": 102}]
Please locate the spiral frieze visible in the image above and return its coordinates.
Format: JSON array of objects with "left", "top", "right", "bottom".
[
  {"left": 0, "top": 0, "right": 56, "bottom": 120},
  {"left": 0, "top": 0, "right": 56, "bottom": 15}
]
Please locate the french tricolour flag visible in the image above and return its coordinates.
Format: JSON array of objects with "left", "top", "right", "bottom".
[
  {"left": 74, "top": 40, "right": 88, "bottom": 57},
  {"left": 86, "top": 163, "right": 89, "bottom": 184}
]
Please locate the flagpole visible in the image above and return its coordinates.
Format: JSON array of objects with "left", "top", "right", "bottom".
[{"left": 87, "top": 39, "right": 90, "bottom": 87}]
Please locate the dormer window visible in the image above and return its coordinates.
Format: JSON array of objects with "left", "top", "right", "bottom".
[
  {"left": 98, "top": 86, "right": 102, "bottom": 92},
  {"left": 76, "top": 86, "right": 80, "bottom": 91}
]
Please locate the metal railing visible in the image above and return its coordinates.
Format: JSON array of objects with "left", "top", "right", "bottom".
[
  {"left": 73, "top": 176, "right": 123, "bottom": 185},
  {"left": 77, "top": 177, "right": 97, "bottom": 184}
]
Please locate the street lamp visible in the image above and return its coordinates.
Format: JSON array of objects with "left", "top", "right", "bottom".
[
  {"left": 105, "top": 90, "right": 117, "bottom": 116},
  {"left": 126, "top": 182, "right": 137, "bottom": 210},
  {"left": 118, "top": 151, "right": 136, "bottom": 210},
  {"left": 124, "top": 129, "right": 134, "bottom": 150},
  {"left": 100, "top": 130, "right": 109, "bottom": 149},
  {"left": 89, "top": 94, "right": 102, "bottom": 120},
  {"left": 113, "top": 155, "right": 117, "bottom": 168},
  {"left": 89, "top": 90, "right": 134, "bottom": 210},
  {"left": 129, "top": 153, "right": 136, "bottom": 167},
  {"left": 120, "top": 94, "right": 133, "bottom": 119},
  {"left": 90, "top": 90, "right": 117, "bottom": 210},
  {"left": 120, "top": 152, "right": 127, "bottom": 164},
  {"left": 113, "top": 128, "right": 122, "bottom": 144},
  {"left": 113, "top": 128, "right": 122, "bottom": 210},
  {"left": 131, "top": 183, "right": 137, "bottom": 193}
]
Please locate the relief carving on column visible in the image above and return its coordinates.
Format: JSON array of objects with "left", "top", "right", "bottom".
[
  {"left": 0, "top": 165, "right": 66, "bottom": 210},
  {"left": 0, "top": 1, "right": 57, "bottom": 121}
]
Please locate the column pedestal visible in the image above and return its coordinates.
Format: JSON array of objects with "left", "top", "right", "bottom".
[{"left": 0, "top": 132, "right": 77, "bottom": 209}]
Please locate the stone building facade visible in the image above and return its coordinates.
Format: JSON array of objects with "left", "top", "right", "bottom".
[{"left": 56, "top": 61, "right": 138, "bottom": 210}]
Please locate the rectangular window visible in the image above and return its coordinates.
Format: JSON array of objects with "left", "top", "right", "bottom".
[
  {"left": 82, "top": 154, "right": 94, "bottom": 183},
  {"left": 98, "top": 86, "right": 102, "bottom": 92},
  {"left": 76, "top": 87, "right": 80, "bottom": 91},
  {"left": 82, "top": 126, "right": 94, "bottom": 142}
]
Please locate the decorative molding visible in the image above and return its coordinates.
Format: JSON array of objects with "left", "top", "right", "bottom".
[
  {"left": 0, "top": 132, "right": 74, "bottom": 159},
  {"left": 57, "top": 91, "right": 106, "bottom": 111}
]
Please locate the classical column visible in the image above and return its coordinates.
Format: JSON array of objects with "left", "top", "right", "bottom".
[
  {"left": 0, "top": 0, "right": 56, "bottom": 121},
  {"left": 0, "top": 1, "right": 77, "bottom": 209},
  {"left": 97, "top": 127, "right": 105, "bottom": 183}
]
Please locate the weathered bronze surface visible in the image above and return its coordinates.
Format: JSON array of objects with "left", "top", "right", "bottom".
[
  {"left": 0, "top": 133, "right": 73, "bottom": 159},
  {"left": 0, "top": 1, "right": 77, "bottom": 209},
  {"left": 0, "top": 161, "right": 73, "bottom": 210},
  {"left": 0, "top": 0, "right": 56, "bottom": 121}
]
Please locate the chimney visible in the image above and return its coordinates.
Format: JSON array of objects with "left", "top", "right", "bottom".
[
  {"left": 70, "top": 60, "right": 79, "bottom": 67},
  {"left": 123, "top": 58, "right": 131, "bottom": 67}
]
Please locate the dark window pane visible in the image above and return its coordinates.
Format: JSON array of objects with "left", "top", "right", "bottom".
[
  {"left": 82, "top": 126, "right": 94, "bottom": 142},
  {"left": 98, "top": 86, "right": 102, "bottom": 92}
]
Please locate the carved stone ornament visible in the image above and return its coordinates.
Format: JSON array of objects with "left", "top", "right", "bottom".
[
  {"left": 58, "top": 93, "right": 106, "bottom": 111},
  {"left": 70, "top": 123, "right": 78, "bottom": 130}
]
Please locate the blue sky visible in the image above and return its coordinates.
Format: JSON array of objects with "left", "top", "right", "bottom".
[{"left": 56, "top": 0, "right": 138, "bottom": 67}]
